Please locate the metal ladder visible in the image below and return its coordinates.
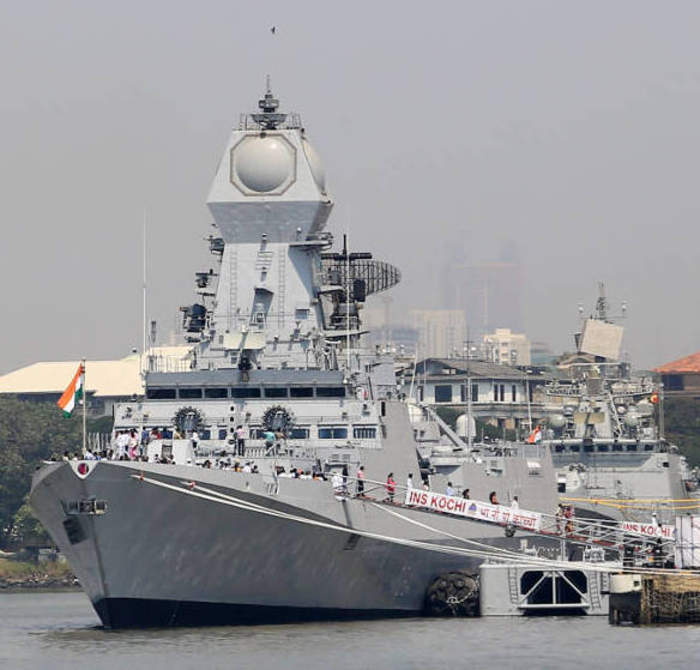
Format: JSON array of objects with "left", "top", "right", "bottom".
[
  {"left": 228, "top": 243, "right": 238, "bottom": 331},
  {"left": 277, "top": 247, "right": 286, "bottom": 328}
]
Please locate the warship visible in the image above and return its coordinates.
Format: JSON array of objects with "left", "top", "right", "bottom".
[
  {"left": 30, "top": 84, "right": 559, "bottom": 628},
  {"left": 540, "top": 287, "right": 694, "bottom": 522}
]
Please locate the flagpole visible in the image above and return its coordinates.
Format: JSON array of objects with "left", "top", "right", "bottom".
[{"left": 82, "top": 359, "right": 87, "bottom": 458}]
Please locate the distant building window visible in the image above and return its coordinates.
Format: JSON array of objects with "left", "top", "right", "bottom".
[
  {"left": 146, "top": 388, "right": 176, "bottom": 400},
  {"left": 264, "top": 387, "right": 288, "bottom": 398},
  {"left": 664, "top": 374, "right": 684, "bottom": 391},
  {"left": 435, "top": 385, "right": 453, "bottom": 403},
  {"left": 178, "top": 388, "right": 202, "bottom": 399},
  {"left": 231, "top": 388, "right": 262, "bottom": 398},
  {"left": 460, "top": 384, "right": 479, "bottom": 402},
  {"left": 499, "top": 384, "right": 505, "bottom": 402},
  {"left": 493, "top": 384, "right": 498, "bottom": 402},
  {"left": 290, "top": 387, "right": 314, "bottom": 398},
  {"left": 353, "top": 426, "right": 377, "bottom": 439},
  {"left": 316, "top": 387, "right": 346, "bottom": 398},
  {"left": 319, "top": 426, "right": 348, "bottom": 439},
  {"left": 204, "top": 388, "right": 228, "bottom": 399},
  {"left": 417, "top": 386, "right": 424, "bottom": 401},
  {"left": 289, "top": 427, "right": 310, "bottom": 439},
  {"left": 511, "top": 385, "right": 516, "bottom": 402}
]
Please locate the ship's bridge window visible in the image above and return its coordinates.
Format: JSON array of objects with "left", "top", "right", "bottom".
[
  {"left": 200, "top": 429, "right": 211, "bottom": 440},
  {"left": 612, "top": 443, "right": 623, "bottom": 452},
  {"left": 583, "top": 444, "right": 594, "bottom": 453},
  {"left": 264, "top": 387, "right": 288, "bottom": 398},
  {"left": 319, "top": 426, "right": 348, "bottom": 439},
  {"left": 290, "top": 427, "right": 310, "bottom": 439},
  {"left": 231, "top": 387, "right": 262, "bottom": 398},
  {"left": 290, "top": 387, "right": 314, "bottom": 398},
  {"left": 204, "top": 388, "right": 228, "bottom": 399},
  {"left": 597, "top": 444, "right": 609, "bottom": 452},
  {"left": 353, "top": 426, "right": 377, "bottom": 439},
  {"left": 570, "top": 444, "right": 580, "bottom": 453},
  {"left": 554, "top": 444, "right": 565, "bottom": 453},
  {"left": 626, "top": 444, "right": 638, "bottom": 452},
  {"left": 644, "top": 444, "right": 655, "bottom": 451},
  {"left": 146, "top": 388, "right": 176, "bottom": 400},
  {"left": 316, "top": 387, "right": 346, "bottom": 398},
  {"left": 179, "top": 388, "right": 203, "bottom": 399}
]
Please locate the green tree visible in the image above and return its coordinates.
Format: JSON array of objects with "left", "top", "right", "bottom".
[
  {"left": 0, "top": 396, "right": 112, "bottom": 547},
  {"left": 664, "top": 397, "right": 700, "bottom": 467}
]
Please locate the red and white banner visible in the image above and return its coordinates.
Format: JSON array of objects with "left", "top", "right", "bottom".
[
  {"left": 404, "top": 489, "right": 542, "bottom": 531},
  {"left": 621, "top": 521, "right": 675, "bottom": 540}
]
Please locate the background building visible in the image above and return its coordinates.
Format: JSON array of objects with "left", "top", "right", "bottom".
[
  {"left": 409, "top": 309, "right": 468, "bottom": 359},
  {"left": 0, "top": 346, "right": 193, "bottom": 416},
  {"left": 654, "top": 351, "right": 700, "bottom": 398},
  {"left": 482, "top": 328, "right": 531, "bottom": 366}
]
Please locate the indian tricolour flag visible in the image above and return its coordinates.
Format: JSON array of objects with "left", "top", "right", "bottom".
[{"left": 57, "top": 363, "right": 85, "bottom": 417}]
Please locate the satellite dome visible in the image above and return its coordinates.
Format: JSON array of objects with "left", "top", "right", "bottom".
[
  {"left": 302, "top": 138, "right": 326, "bottom": 192},
  {"left": 233, "top": 136, "right": 294, "bottom": 193},
  {"left": 549, "top": 414, "right": 566, "bottom": 428}
]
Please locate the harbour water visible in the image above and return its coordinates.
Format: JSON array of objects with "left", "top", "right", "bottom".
[{"left": 2, "top": 592, "right": 699, "bottom": 669}]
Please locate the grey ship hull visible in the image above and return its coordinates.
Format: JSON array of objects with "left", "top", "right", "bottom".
[{"left": 30, "top": 460, "right": 540, "bottom": 628}]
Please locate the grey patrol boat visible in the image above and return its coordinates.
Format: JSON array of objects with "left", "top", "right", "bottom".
[{"left": 30, "top": 85, "right": 558, "bottom": 628}]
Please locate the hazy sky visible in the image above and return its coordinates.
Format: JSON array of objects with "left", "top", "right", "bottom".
[{"left": 1, "top": 0, "right": 699, "bottom": 373}]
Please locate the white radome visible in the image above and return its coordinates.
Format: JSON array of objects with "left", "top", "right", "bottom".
[
  {"left": 234, "top": 136, "right": 294, "bottom": 192},
  {"left": 302, "top": 138, "right": 326, "bottom": 192}
]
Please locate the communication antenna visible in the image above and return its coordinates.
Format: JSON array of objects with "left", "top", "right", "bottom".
[{"left": 142, "top": 209, "right": 148, "bottom": 356}]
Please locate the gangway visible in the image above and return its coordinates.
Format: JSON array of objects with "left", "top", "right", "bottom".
[{"left": 343, "top": 476, "right": 676, "bottom": 562}]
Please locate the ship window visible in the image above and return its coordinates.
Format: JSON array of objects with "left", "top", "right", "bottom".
[
  {"left": 626, "top": 444, "right": 638, "bottom": 452},
  {"left": 353, "top": 426, "right": 377, "bottom": 439},
  {"left": 290, "top": 387, "right": 313, "bottom": 398},
  {"left": 612, "top": 444, "right": 623, "bottom": 452},
  {"left": 204, "top": 388, "right": 228, "bottom": 399},
  {"left": 289, "top": 427, "right": 310, "bottom": 439},
  {"left": 644, "top": 444, "right": 654, "bottom": 451},
  {"left": 200, "top": 429, "right": 211, "bottom": 439},
  {"left": 583, "top": 444, "right": 594, "bottom": 453},
  {"left": 218, "top": 429, "right": 228, "bottom": 440},
  {"left": 264, "top": 387, "right": 288, "bottom": 398},
  {"left": 570, "top": 444, "right": 580, "bottom": 453},
  {"left": 597, "top": 444, "right": 609, "bottom": 452},
  {"left": 319, "top": 426, "right": 348, "bottom": 439},
  {"left": 316, "top": 387, "right": 346, "bottom": 398},
  {"left": 554, "top": 445, "right": 564, "bottom": 453},
  {"left": 146, "top": 388, "right": 176, "bottom": 400},
  {"left": 231, "top": 388, "right": 262, "bottom": 398},
  {"left": 435, "top": 385, "right": 452, "bottom": 403},
  {"left": 179, "top": 388, "right": 202, "bottom": 399}
]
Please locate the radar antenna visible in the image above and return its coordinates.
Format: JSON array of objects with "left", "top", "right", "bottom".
[{"left": 251, "top": 76, "right": 287, "bottom": 129}]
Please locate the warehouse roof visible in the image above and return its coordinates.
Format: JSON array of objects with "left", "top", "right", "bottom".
[
  {"left": 0, "top": 347, "right": 192, "bottom": 397},
  {"left": 654, "top": 351, "right": 700, "bottom": 374}
]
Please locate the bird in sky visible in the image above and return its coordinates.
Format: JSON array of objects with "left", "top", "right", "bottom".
[{"left": 271, "top": 26, "right": 276, "bottom": 35}]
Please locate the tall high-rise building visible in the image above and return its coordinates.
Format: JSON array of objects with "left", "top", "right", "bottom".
[{"left": 409, "top": 309, "right": 467, "bottom": 359}]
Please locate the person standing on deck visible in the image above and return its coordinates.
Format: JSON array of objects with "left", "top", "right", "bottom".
[
  {"left": 386, "top": 473, "right": 396, "bottom": 502},
  {"left": 356, "top": 465, "right": 365, "bottom": 496}
]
